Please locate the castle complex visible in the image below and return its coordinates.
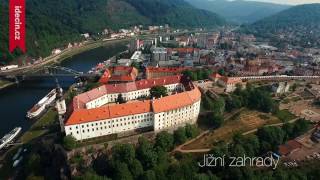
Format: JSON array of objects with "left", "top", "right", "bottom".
[{"left": 64, "top": 75, "right": 201, "bottom": 141}]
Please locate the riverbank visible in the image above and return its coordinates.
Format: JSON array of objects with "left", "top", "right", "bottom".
[
  {"left": 0, "top": 37, "right": 131, "bottom": 76},
  {"left": 0, "top": 80, "right": 15, "bottom": 91}
]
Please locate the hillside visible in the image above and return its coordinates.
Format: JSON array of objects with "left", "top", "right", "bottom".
[
  {"left": 0, "top": 0, "right": 225, "bottom": 63},
  {"left": 185, "top": 0, "right": 290, "bottom": 24},
  {"left": 244, "top": 4, "right": 320, "bottom": 48}
]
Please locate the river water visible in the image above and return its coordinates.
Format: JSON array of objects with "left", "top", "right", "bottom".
[{"left": 0, "top": 43, "right": 127, "bottom": 137}]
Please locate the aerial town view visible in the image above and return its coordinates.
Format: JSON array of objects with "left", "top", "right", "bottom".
[{"left": 1, "top": 0, "right": 320, "bottom": 179}]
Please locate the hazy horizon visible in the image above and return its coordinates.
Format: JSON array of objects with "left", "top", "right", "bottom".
[{"left": 242, "top": 0, "right": 320, "bottom": 5}]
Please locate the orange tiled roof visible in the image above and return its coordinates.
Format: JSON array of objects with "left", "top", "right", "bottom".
[
  {"left": 73, "top": 75, "right": 183, "bottom": 110},
  {"left": 99, "top": 70, "right": 111, "bottom": 84},
  {"left": 66, "top": 100, "right": 152, "bottom": 126},
  {"left": 66, "top": 86, "right": 201, "bottom": 125},
  {"left": 221, "top": 77, "right": 242, "bottom": 84},
  {"left": 108, "top": 66, "right": 138, "bottom": 82},
  {"left": 210, "top": 73, "right": 222, "bottom": 79},
  {"left": 152, "top": 87, "right": 201, "bottom": 113}
]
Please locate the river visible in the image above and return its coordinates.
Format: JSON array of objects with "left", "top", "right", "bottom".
[{"left": 0, "top": 43, "right": 127, "bottom": 137}]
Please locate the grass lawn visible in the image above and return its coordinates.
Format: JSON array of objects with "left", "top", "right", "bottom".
[
  {"left": 0, "top": 80, "right": 13, "bottom": 88},
  {"left": 275, "top": 109, "right": 297, "bottom": 122},
  {"left": 76, "top": 134, "right": 117, "bottom": 148},
  {"left": 20, "top": 109, "right": 58, "bottom": 144},
  {"left": 182, "top": 109, "right": 281, "bottom": 150},
  {"left": 0, "top": 80, "right": 9, "bottom": 86}
]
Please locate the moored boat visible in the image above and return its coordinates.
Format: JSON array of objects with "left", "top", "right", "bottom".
[
  {"left": 0, "top": 127, "right": 22, "bottom": 150},
  {"left": 26, "top": 88, "right": 62, "bottom": 119}
]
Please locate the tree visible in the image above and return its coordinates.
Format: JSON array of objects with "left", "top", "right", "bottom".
[
  {"left": 112, "top": 161, "right": 133, "bottom": 180},
  {"left": 174, "top": 127, "right": 188, "bottom": 145},
  {"left": 211, "top": 114, "right": 224, "bottom": 128},
  {"left": 116, "top": 94, "right": 126, "bottom": 104},
  {"left": 150, "top": 86, "right": 168, "bottom": 98},
  {"left": 111, "top": 144, "right": 135, "bottom": 164},
  {"left": 225, "top": 95, "right": 242, "bottom": 112},
  {"left": 25, "top": 154, "right": 41, "bottom": 176},
  {"left": 141, "top": 170, "right": 157, "bottom": 180},
  {"left": 79, "top": 169, "right": 110, "bottom": 180},
  {"left": 131, "top": 61, "right": 140, "bottom": 70},
  {"left": 136, "top": 137, "right": 157, "bottom": 169},
  {"left": 63, "top": 135, "right": 77, "bottom": 151},
  {"left": 212, "top": 97, "right": 225, "bottom": 116},
  {"left": 257, "top": 126, "right": 285, "bottom": 151},
  {"left": 183, "top": 70, "right": 198, "bottom": 81},
  {"left": 155, "top": 131, "right": 174, "bottom": 152},
  {"left": 128, "top": 159, "right": 144, "bottom": 179},
  {"left": 292, "top": 119, "right": 310, "bottom": 138},
  {"left": 218, "top": 68, "right": 225, "bottom": 76},
  {"left": 185, "top": 124, "right": 200, "bottom": 139}
]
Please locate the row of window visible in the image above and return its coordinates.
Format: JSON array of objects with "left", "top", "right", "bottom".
[
  {"left": 70, "top": 115, "right": 153, "bottom": 130},
  {"left": 87, "top": 84, "right": 182, "bottom": 108},
  {"left": 69, "top": 118, "right": 153, "bottom": 135}
]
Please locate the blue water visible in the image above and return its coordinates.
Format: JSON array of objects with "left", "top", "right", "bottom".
[{"left": 0, "top": 43, "right": 127, "bottom": 137}]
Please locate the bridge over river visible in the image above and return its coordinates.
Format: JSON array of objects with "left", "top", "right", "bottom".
[{"left": 0, "top": 65, "right": 100, "bottom": 82}]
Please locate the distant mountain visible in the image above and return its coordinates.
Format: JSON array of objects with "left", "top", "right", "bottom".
[
  {"left": 185, "top": 0, "right": 290, "bottom": 24},
  {"left": 0, "top": 0, "right": 225, "bottom": 63},
  {"left": 244, "top": 4, "right": 320, "bottom": 48}
]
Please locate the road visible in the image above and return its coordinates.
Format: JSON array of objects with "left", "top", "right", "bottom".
[{"left": 0, "top": 38, "right": 130, "bottom": 77}]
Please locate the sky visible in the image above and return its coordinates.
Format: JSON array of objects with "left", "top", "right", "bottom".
[{"left": 246, "top": 0, "right": 320, "bottom": 5}]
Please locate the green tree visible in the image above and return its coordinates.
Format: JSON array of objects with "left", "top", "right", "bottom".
[
  {"left": 218, "top": 69, "right": 225, "bottom": 75},
  {"left": 136, "top": 137, "right": 157, "bottom": 169},
  {"left": 128, "top": 159, "right": 144, "bottom": 179},
  {"left": 112, "top": 161, "right": 133, "bottom": 180},
  {"left": 174, "top": 127, "right": 188, "bottom": 145},
  {"left": 185, "top": 124, "right": 200, "bottom": 139},
  {"left": 62, "top": 135, "right": 77, "bottom": 151},
  {"left": 141, "top": 170, "right": 157, "bottom": 180},
  {"left": 25, "top": 154, "right": 41, "bottom": 175},
  {"left": 111, "top": 144, "right": 135, "bottom": 164},
  {"left": 211, "top": 114, "right": 224, "bottom": 128},
  {"left": 212, "top": 97, "right": 225, "bottom": 116},
  {"left": 155, "top": 131, "right": 174, "bottom": 152},
  {"left": 257, "top": 126, "right": 285, "bottom": 151},
  {"left": 183, "top": 70, "right": 198, "bottom": 81},
  {"left": 150, "top": 86, "right": 168, "bottom": 98},
  {"left": 292, "top": 119, "right": 310, "bottom": 138},
  {"left": 79, "top": 169, "right": 110, "bottom": 180},
  {"left": 116, "top": 94, "right": 126, "bottom": 104}
]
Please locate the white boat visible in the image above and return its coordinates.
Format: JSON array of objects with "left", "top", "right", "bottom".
[
  {"left": 26, "top": 88, "right": 62, "bottom": 119},
  {"left": 0, "top": 127, "right": 22, "bottom": 150}
]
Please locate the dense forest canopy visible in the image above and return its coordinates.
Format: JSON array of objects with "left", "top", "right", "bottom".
[
  {"left": 185, "top": 0, "right": 290, "bottom": 24},
  {"left": 0, "top": 0, "right": 225, "bottom": 64},
  {"left": 242, "top": 4, "right": 320, "bottom": 48}
]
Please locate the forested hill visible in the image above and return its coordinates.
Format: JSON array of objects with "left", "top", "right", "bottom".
[
  {"left": 185, "top": 0, "right": 290, "bottom": 24},
  {"left": 242, "top": 4, "right": 320, "bottom": 48},
  {"left": 0, "top": 0, "right": 225, "bottom": 63}
]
